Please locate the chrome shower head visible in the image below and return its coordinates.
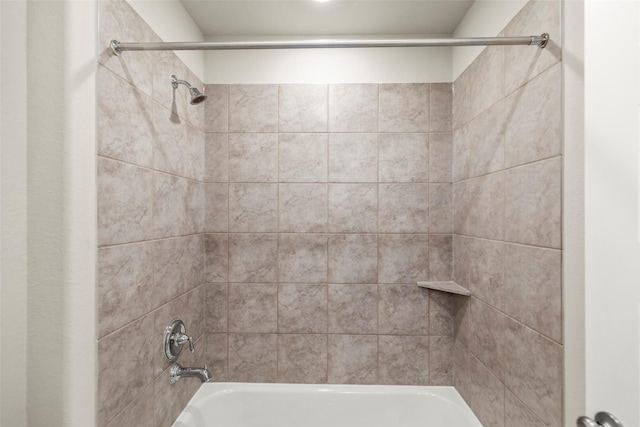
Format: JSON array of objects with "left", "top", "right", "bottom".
[{"left": 170, "top": 74, "right": 208, "bottom": 105}]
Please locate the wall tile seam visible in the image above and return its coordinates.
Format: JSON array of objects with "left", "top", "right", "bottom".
[
  {"left": 97, "top": 283, "right": 208, "bottom": 341},
  {"left": 98, "top": 232, "right": 207, "bottom": 249},
  {"left": 450, "top": 234, "right": 562, "bottom": 251},
  {"left": 452, "top": 58, "right": 562, "bottom": 131},
  {"left": 97, "top": 154, "right": 206, "bottom": 184},
  {"left": 102, "top": 380, "right": 154, "bottom": 427},
  {"left": 449, "top": 233, "right": 562, "bottom": 253},
  {"left": 451, "top": 153, "right": 563, "bottom": 185},
  {"left": 466, "top": 295, "right": 563, "bottom": 346}
]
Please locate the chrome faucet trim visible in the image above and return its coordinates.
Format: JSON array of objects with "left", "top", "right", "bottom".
[{"left": 169, "top": 363, "right": 212, "bottom": 384}]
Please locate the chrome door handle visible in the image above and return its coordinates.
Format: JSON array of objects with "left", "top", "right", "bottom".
[{"left": 577, "top": 412, "right": 624, "bottom": 427}]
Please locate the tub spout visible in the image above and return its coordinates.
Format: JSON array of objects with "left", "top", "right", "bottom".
[{"left": 169, "top": 363, "right": 211, "bottom": 384}]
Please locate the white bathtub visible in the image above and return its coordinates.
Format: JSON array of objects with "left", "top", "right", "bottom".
[{"left": 172, "top": 383, "right": 482, "bottom": 427}]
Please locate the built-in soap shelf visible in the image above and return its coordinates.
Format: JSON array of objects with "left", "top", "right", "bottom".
[{"left": 416, "top": 281, "right": 471, "bottom": 296}]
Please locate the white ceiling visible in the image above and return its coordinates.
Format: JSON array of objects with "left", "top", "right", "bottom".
[{"left": 180, "top": 0, "right": 475, "bottom": 37}]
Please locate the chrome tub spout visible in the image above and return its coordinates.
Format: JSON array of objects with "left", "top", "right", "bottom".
[{"left": 169, "top": 363, "right": 211, "bottom": 384}]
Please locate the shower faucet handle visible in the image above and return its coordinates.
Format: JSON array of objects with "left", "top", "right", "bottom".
[{"left": 173, "top": 332, "right": 195, "bottom": 353}]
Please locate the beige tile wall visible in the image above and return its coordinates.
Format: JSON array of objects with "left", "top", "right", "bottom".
[
  {"left": 96, "top": 1, "right": 209, "bottom": 426},
  {"left": 451, "top": 1, "right": 563, "bottom": 426},
  {"left": 202, "top": 80, "right": 455, "bottom": 386}
]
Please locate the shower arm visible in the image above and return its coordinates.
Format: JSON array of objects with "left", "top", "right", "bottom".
[{"left": 110, "top": 33, "right": 549, "bottom": 56}]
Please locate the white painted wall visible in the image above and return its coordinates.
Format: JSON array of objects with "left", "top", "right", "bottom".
[
  {"left": 204, "top": 45, "right": 451, "bottom": 84},
  {"left": 127, "top": 0, "right": 205, "bottom": 81},
  {"left": 452, "top": 0, "right": 527, "bottom": 79},
  {"left": 26, "top": 0, "right": 97, "bottom": 425},
  {"left": 0, "top": 1, "right": 28, "bottom": 425},
  {"left": 563, "top": 0, "right": 586, "bottom": 424},
  {"left": 582, "top": 1, "right": 640, "bottom": 425}
]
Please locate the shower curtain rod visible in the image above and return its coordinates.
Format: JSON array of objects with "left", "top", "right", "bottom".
[{"left": 110, "top": 33, "right": 549, "bottom": 55}]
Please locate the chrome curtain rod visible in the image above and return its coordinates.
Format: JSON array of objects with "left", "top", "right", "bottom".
[{"left": 110, "top": 33, "right": 549, "bottom": 55}]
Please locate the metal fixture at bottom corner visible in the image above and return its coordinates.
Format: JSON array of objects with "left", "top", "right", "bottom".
[
  {"left": 169, "top": 363, "right": 212, "bottom": 384},
  {"left": 577, "top": 411, "right": 624, "bottom": 427}
]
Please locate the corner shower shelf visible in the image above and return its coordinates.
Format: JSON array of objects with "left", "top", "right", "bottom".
[{"left": 416, "top": 281, "right": 471, "bottom": 296}]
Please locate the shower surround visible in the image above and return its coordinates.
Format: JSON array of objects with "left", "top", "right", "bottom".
[{"left": 96, "top": 0, "right": 562, "bottom": 426}]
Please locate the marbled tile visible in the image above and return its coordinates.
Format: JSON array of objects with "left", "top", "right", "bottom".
[
  {"left": 229, "top": 183, "right": 278, "bottom": 232},
  {"left": 278, "top": 234, "right": 327, "bottom": 283},
  {"left": 469, "top": 46, "right": 504, "bottom": 120},
  {"left": 278, "top": 284, "right": 328, "bottom": 333},
  {"left": 429, "top": 235, "right": 452, "bottom": 281},
  {"left": 152, "top": 363, "right": 192, "bottom": 427},
  {"left": 153, "top": 172, "right": 187, "bottom": 238},
  {"left": 279, "top": 84, "right": 328, "bottom": 132},
  {"left": 203, "top": 333, "right": 229, "bottom": 382},
  {"left": 279, "top": 133, "right": 328, "bottom": 182},
  {"left": 97, "top": 66, "right": 154, "bottom": 168},
  {"left": 204, "top": 183, "right": 228, "bottom": 233},
  {"left": 429, "top": 133, "right": 452, "bottom": 183},
  {"left": 453, "top": 172, "right": 504, "bottom": 240},
  {"left": 429, "top": 290, "right": 454, "bottom": 336},
  {"left": 453, "top": 66, "right": 472, "bottom": 130},
  {"left": 279, "top": 184, "right": 327, "bottom": 232},
  {"left": 470, "top": 298, "right": 505, "bottom": 381},
  {"left": 329, "top": 84, "right": 378, "bottom": 132},
  {"left": 278, "top": 334, "right": 328, "bottom": 383},
  {"left": 204, "top": 84, "right": 229, "bottom": 132},
  {"left": 98, "top": 242, "right": 155, "bottom": 338},
  {"left": 378, "top": 184, "right": 429, "bottom": 233},
  {"left": 228, "top": 133, "right": 278, "bottom": 182},
  {"left": 229, "top": 84, "right": 278, "bottom": 132},
  {"left": 504, "top": 157, "right": 562, "bottom": 248},
  {"left": 429, "top": 183, "right": 452, "bottom": 234},
  {"left": 503, "top": 244, "right": 562, "bottom": 342},
  {"left": 98, "top": 314, "right": 154, "bottom": 427},
  {"left": 379, "top": 84, "right": 430, "bottom": 132},
  {"left": 505, "top": 390, "right": 546, "bottom": 427},
  {"left": 453, "top": 295, "right": 471, "bottom": 349},
  {"left": 98, "top": 0, "right": 156, "bottom": 96},
  {"left": 104, "top": 383, "right": 154, "bottom": 427},
  {"left": 452, "top": 341, "right": 472, "bottom": 405},
  {"left": 228, "top": 233, "right": 278, "bottom": 282},
  {"left": 505, "top": 63, "right": 562, "bottom": 168},
  {"left": 379, "top": 134, "right": 429, "bottom": 182},
  {"left": 186, "top": 180, "right": 204, "bottom": 235},
  {"left": 469, "top": 238, "right": 505, "bottom": 310},
  {"left": 454, "top": 100, "right": 506, "bottom": 181},
  {"left": 205, "top": 283, "right": 228, "bottom": 333},
  {"left": 228, "top": 333, "right": 278, "bottom": 382},
  {"left": 328, "top": 234, "right": 377, "bottom": 284},
  {"left": 204, "top": 233, "right": 228, "bottom": 283},
  {"left": 98, "top": 158, "right": 154, "bottom": 246},
  {"left": 430, "top": 335, "right": 453, "bottom": 385},
  {"left": 453, "top": 235, "right": 472, "bottom": 289},
  {"left": 204, "top": 133, "right": 228, "bottom": 182},
  {"left": 154, "top": 236, "right": 204, "bottom": 306},
  {"left": 328, "top": 184, "right": 377, "bottom": 233},
  {"left": 504, "top": 319, "right": 563, "bottom": 427},
  {"left": 504, "top": 0, "right": 562, "bottom": 94},
  {"left": 378, "top": 234, "right": 429, "bottom": 284},
  {"left": 328, "top": 335, "right": 378, "bottom": 384},
  {"left": 153, "top": 103, "right": 204, "bottom": 181},
  {"left": 378, "top": 335, "right": 429, "bottom": 385},
  {"left": 430, "top": 83, "right": 453, "bottom": 132},
  {"left": 378, "top": 284, "right": 429, "bottom": 335},
  {"left": 328, "top": 133, "right": 378, "bottom": 183},
  {"left": 328, "top": 284, "right": 377, "bottom": 334},
  {"left": 470, "top": 356, "right": 505, "bottom": 427},
  {"left": 229, "top": 283, "right": 277, "bottom": 333}
]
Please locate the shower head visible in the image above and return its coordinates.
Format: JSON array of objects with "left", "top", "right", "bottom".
[{"left": 170, "top": 74, "right": 208, "bottom": 105}]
